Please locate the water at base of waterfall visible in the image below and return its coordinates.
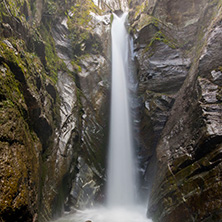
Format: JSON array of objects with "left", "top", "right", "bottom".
[{"left": 53, "top": 206, "right": 152, "bottom": 222}]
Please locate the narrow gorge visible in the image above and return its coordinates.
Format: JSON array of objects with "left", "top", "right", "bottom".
[{"left": 0, "top": 0, "right": 222, "bottom": 222}]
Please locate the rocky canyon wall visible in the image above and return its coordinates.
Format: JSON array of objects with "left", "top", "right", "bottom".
[
  {"left": 128, "top": 0, "right": 222, "bottom": 221},
  {"left": 0, "top": 0, "right": 112, "bottom": 221},
  {"left": 1, "top": 0, "right": 222, "bottom": 222}
]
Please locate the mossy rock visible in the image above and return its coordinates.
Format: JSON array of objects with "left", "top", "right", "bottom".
[{"left": 0, "top": 61, "right": 41, "bottom": 222}]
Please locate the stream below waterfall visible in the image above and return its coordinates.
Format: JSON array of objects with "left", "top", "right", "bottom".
[{"left": 53, "top": 206, "right": 151, "bottom": 222}]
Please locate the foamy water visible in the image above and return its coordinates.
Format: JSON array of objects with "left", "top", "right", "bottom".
[{"left": 54, "top": 206, "right": 152, "bottom": 222}]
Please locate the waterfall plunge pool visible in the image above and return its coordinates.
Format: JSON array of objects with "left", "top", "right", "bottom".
[{"left": 53, "top": 206, "right": 152, "bottom": 222}]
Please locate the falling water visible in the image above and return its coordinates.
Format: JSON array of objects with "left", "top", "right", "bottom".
[
  {"left": 53, "top": 12, "right": 152, "bottom": 222},
  {"left": 106, "top": 12, "right": 136, "bottom": 207}
]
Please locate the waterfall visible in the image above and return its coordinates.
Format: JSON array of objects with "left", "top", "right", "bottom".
[
  {"left": 53, "top": 12, "right": 153, "bottom": 222},
  {"left": 106, "top": 12, "right": 136, "bottom": 207}
]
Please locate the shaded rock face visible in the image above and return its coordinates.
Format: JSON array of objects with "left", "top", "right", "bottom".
[
  {"left": 152, "top": 0, "right": 218, "bottom": 50},
  {"left": 129, "top": 0, "right": 222, "bottom": 221},
  {"left": 136, "top": 42, "right": 190, "bottom": 94},
  {"left": 129, "top": 0, "right": 190, "bottom": 195},
  {"left": 145, "top": 2, "right": 222, "bottom": 221},
  {"left": 0, "top": 37, "right": 54, "bottom": 222},
  {"left": 39, "top": 5, "right": 111, "bottom": 221},
  {"left": 0, "top": 0, "right": 110, "bottom": 221}
]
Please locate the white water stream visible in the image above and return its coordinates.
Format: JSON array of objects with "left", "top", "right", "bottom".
[
  {"left": 53, "top": 13, "right": 152, "bottom": 222},
  {"left": 106, "top": 12, "right": 136, "bottom": 207}
]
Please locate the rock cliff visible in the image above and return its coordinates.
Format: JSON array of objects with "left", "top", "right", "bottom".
[
  {"left": 0, "top": 0, "right": 111, "bottom": 221},
  {"left": 128, "top": 0, "right": 222, "bottom": 221}
]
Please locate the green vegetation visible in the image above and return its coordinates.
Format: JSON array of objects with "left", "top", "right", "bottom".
[
  {"left": 39, "top": 23, "right": 67, "bottom": 83},
  {"left": 134, "top": 1, "right": 148, "bottom": 19},
  {"left": 0, "top": 39, "right": 41, "bottom": 219},
  {"left": 0, "top": 0, "right": 108, "bottom": 220},
  {"left": 66, "top": 0, "right": 100, "bottom": 55},
  {"left": 0, "top": 0, "right": 33, "bottom": 28},
  {"left": 0, "top": 39, "right": 40, "bottom": 115},
  {"left": 143, "top": 30, "right": 177, "bottom": 56},
  {"left": 45, "top": 0, "right": 58, "bottom": 16},
  {"left": 110, "top": 13, "right": 114, "bottom": 24},
  {"left": 0, "top": 0, "right": 24, "bottom": 17},
  {"left": 0, "top": 60, "right": 25, "bottom": 116}
]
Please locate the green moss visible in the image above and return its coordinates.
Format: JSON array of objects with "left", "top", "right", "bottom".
[
  {"left": 0, "top": 37, "right": 59, "bottom": 123},
  {"left": 134, "top": 1, "right": 148, "bottom": 19},
  {"left": 0, "top": 0, "right": 31, "bottom": 26},
  {"left": 0, "top": 49, "right": 41, "bottom": 216},
  {"left": 216, "top": 66, "right": 222, "bottom": 72},
  {"left": 1, "top": 0, "right": 69, "bottom": 83},
  {"left": 0, "top": 105, "right": 40, "bottom": 214},
  {"left": 143, "top": 30, "right": 177, "bottom": 55},
  {"left": 110, "top": 14, "right": 114, "bottom": 24},
  {"left": 66, "top": 0, "right": 100, "bottom": 55},
  {"left": 45, "top": 0, "right": 58, "bottom": 16},
  {"left": 0, "top": 45, "right": 25, "bottom": 101},
  {"left": 38, "top": 23, "right": 68, "bottom": 83}
]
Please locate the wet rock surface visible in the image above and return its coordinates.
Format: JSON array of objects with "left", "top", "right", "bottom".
[
  {"left": 44, "top": 6, "right": 110, "bottom": 220},
  {"left": 0, "top": 36, "right": 53, "bottom": 221},
  {"left": 146, "top": 4, "right": 222, "bottom": 221},
  {"left": 128, "top": 0, "right": 222, "bottom": 221},
  {"left": 0, "top": 0, "right": 110, "bottom": 221},
  {"left": 136, "top": 42, "right": 190, "bottom": 94}
]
